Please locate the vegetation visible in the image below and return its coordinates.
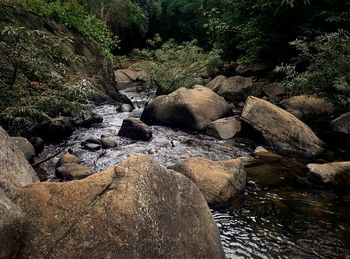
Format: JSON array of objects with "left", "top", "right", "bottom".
[{"left": 131, "top": 39, "right": 221, "bottom": 94}]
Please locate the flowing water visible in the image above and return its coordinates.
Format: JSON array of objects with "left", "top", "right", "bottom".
[{"left": 41, "top": 85, "right": 350, "bottom": 258}]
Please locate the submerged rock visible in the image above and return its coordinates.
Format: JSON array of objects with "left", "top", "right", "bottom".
[
  {"left": 242, "top": 96, "right": 324, "bottom": 157},
  {"left": 207, "top": 75, "right": 254, "bottom": 102},
  {"left": 170, "top": 157, "right": 246, "bottom": 207},
  {"left": 16, "top": 154, "right": 224, "bottom": 258},
  {"left": 10, "top": 137, "right": 36, "bottom": 161},
  {"left": 141, "top": 86, "right": 232, "bottom": 131},
  {"left": 206, "top": 116, "right": 241, "bottom": 139},
  {"left": 118, "top": 117, "right": 152, "bottom": 141},
  {"left": 307, "top": 162, "right": 350, "bottom": 186}
]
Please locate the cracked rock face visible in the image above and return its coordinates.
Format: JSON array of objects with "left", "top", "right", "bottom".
[{"left": 16, "top": 154, "right": 224, "bottom": 258}]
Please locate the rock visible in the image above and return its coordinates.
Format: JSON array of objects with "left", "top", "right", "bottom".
[
  {"left": 29, "top": 137, "right": 44, "bottom": 155},
  {"left": 331, "top": 112, "right": 350, "bottom": 135},
  {"left": 307, "top": 162, "right": 350, "bottom": 186},
  {"left": 207, "top": 75, "right": 254, "bottom": 102},
  {"left": 169, "top": 157, "right": 246, "bottom": 206},
  {"left": 56, "top": 163, "right": 96, "bottom": 180},
  {"left": 242, "top": 96, "right": 324, "bottom": 156},
  {"left": 236, "top": 62, "right": 274, "bottom": 77},
  {"left": 73, "top": 113, "right": 103, "bottom": 128},
  {"left": 0, "top": 189, "right": 25, "bottom": 258},
  {"left": 263, "top": 83, "right": 286, "bottom": 98},
  {"left": 10, "top": 137, "right": 36, "bottom": 161},
  {"left": 118, "top": 117, "right": 153, "bottom": 141},
  {"left": 281, "top": 95, "right": 335, "bottom": 123},
  {"left": 84, "top": 137, "right": 102, "bottom": 145},
  {"left": 114, "top": 68, "right": 146, "bottom": 83},
  {"left": 56, "top": 153, "right": 81, "bottom": 168},
  {"left": 141, "top": 86, "right": 232, "bottom": 131},
  {"left": 0, "top": 127, "right": 39, "bottom": 190},
  {"left": 100, "top": 136, "right": 117, "bottom": 149},
  {"left": 16, "top": 154, "right": 224, "bottom": 258},
  {"left": 206, "top": 117, "right": 241, "bottom": 139},
  {"left": 35, "top": 116, "right": 74, "bottom": 143},
  {"left": 117, "top": 103, "right": 134, "bottom": 113},
  {"left": 33, "top": 164, "right": 50, "bottom": 181},
  {"left": 81, "top": 142, "right": 101, "bottom": 151},
  {"left": 254, "top": 146, "right": 282, "bottom": 161}
]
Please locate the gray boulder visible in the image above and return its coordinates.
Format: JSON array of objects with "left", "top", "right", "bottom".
[
  {"left": 331, "top": 112, "right": 350, "bottom": 135},
  {"left": 206, "top": 116, "right": 241, "bottom": 139},
  {"left": 11, "top": 137, "right": 36, "bottom": 161},
  {"left": 118, "top": 117, "right": 153, "bottom": 141}
]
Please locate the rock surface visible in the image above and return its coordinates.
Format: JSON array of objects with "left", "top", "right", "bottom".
[
  {"left": 0, "top": 127, "right": 39, "bottom": 190},
  {"left": 118, "top": 117, "right": 153, "bottom": 141},
  {"left": 16, "top": 154, "right": 224, "bottom": 258},
  {"left": 114, "top": 68, "right": 147, "bottom": 83},
  {"left": 207, "top": 75, "right": 254, "bottom": 102},
  {"left": 141, "top": 86, "right": 232, "bottom": 131},
  {"left": 331, "top": 112, "right": 350, "bottom": 135},
  {"left": 0, "top": 189, "right": 25, "bottom": 258},
  {"left": 307, "top": 162, "right": 350, "bottom": 186},
  {"left": 170, "top": 157, "right": 246, "bottom": 206},
  {"left": 242, "top": 96, "right": 324, "bottom": 156},
  {"left": 56, "top": 163, "right": 96, "bottom": 180},
  {"left": 10, "top": 137, "right": 36, "bottom": 161},
  {"left": 206, "top": 116, "right": 241, "bottom": 139},
  {"left": 56, "top": 153, "right": 81, "bottom": 168}
]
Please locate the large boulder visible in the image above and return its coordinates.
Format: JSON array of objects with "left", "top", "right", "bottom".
[
  {"left": 207, "top": 75, "right": 254, "bottom": 102},
  {"left": 10, "top": 137, "right": 36, "bottom": 161},
  {"left": 16, "top": 154, "right": 224, "bottom": 258},
  {"left": 0, "top": 189, "right": 25, "bottom": 258},
  {"left": 281, "top": 95, "right": 334, "bottom": 123},
  {"left": 242, "top": 96, "right": 324, "bottom": 156},
  {"left": 331, "top": 112, "right": 350, "bottom": 135},
  {"left": 118, "top": 117, "right": 153, "bottom": 141},
  {"left": 169, "top": 157, "right": 246, "bottom": 207},
  {"left": 206, "top": 116, "right": 241, "bottom": 140},
  {"left": 0, "top": 127, "right": 39, "bottom": 190},
  {"left": 307, "top": 162, "right": 350, "bottom": 186},
  {"left": 141, "top": 86, "right": 232, "bottom": 131}
]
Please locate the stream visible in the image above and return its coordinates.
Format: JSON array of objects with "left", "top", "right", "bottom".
[{"left": 41, "top": 85, "right": 350, "bottom": 258}]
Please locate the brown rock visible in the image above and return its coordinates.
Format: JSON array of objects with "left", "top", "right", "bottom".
[
  {"left": 10, "top": 137, "right": 36, "bottom": 161},
  {"left": 16, "top": 154, "right": 224, "bottom": 258},
  {"left": 170, "top": 157, "right": 246, "bottom": 206},
  {"left": 206, "top": 117, "right": 241, "bottom": 139},
  {"left": 56, "top": 163, "right": 96, "bottom": 180},
  {"left": 141, "top": 86, "right": 232, "bottom": 131},
  {"left": 242, "top": 96, "right": 324, "bottom": 156},
  {"left": 307, "top": 162, "right": 350, "bottom": 186},
  {"left": 118, "top": 117, "right": 153, "bottom": 141},
  {"left": 331, "top": 112, "right": 350, "bottom": 135},
  {"left": 56, "top": 153, "right": 81, "bottom": 168}
]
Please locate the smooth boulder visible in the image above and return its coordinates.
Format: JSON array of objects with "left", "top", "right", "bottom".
[
  {"left": 118, "top": 117, "right": 153, "bottom": 141},
  {"left": 170, "top": 157, "right": 246, "bottom": 206},
  {"left": 141, "top": 86, "right": 232, "bottom": 131},
  {"left": 56, "top": 153, "right": 81, "bottom": 168},
  {"left": 207, "top": 75, "right": 254, "bottom": 102},
  {"left": 206, "top": 116, "right": 241, "bottom": 139},
  {"left": 56, "top": 163, "right": 96, "bottom": 180},
  {"left": 307, "top": 162, "right": 350, "bottom": 186},
  {"left": 16, "top": 154, "right": 224, "bottom": 258},
  {"left": 10, "top": 137, "right": 36, "bottom": 161},
  {"left": 242, "top": 96, "right": 324, "bottom": 156}
]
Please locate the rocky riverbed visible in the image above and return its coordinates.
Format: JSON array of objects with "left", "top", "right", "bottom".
[{"left": 37, "top": 85, "right": 350, "bottom": 258}]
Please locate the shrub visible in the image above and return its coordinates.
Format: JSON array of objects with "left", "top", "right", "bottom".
[
  {"left": 276, "top": 31, "right": 350, "bottom": 109},
  {"left": 131, "top": 40, "right": 221, "bottom": 94}
]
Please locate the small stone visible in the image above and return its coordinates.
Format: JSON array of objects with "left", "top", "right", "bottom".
[
  {"left": 100, "top": 137, "right": 117, "bottom": 149},
  {"left": 56, "top": 163, "right": 96, "bottom": 181},
  {"left": 117, "top": 104, "right": 134, "bottom": 113},
  {"left": 81, "top": 143, "right": 101, "bottom": 151},
  {"left": 56, "top": 153, "right": 81, "bottom": 168}
]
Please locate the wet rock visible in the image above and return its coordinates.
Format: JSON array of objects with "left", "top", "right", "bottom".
[
  {"left": 141, "top": 86, "right": 232, "bottom": 131},
  {"left": 281, "top": 95, "right": 334, "bottom": 123},
  {"left": 254, "top": 146, "right": 282, "bottom": 161},
  {"left": 170, "top": 157, "right": 246, "bottom": 207},
  {"left": 56, "top": 163, "right": 96, "bottom": 180},
  {"left": 242, "top": 96, "right": 324, "bottom": 157},
  {"left": 148, "top": 148, "right": 157, "bottom": 154},
  {"left": 118, "top": 117, "right": 152, "bottom": 141},
  {"left": 81, "top": 142, "right": 101, "bottom": 151},
  {"left": 56, "top": 153, "right": 81, "bottom": 168},
  {"left": 331, "top": 112, "right": 350, "bottom": 135},
  {"left": 73, "top": 113, "right": 103, "bottom": 128},
  {"left": 206, "top": 116, "right": 241, "bottom": 140},
  {"left": 35, "top": 116, "right": 74, "bottom": 143},
  {"left": 0, "top": 189, "right": 25, "bottom": 258},
  {"left": 0, "top": 127, "right": 39, "bottom": 190},
  {"left": 16, "top": 154, "right": 224, "bottom": 258},
  {"left": 207, "top": 75, "right": 254, "bottom": 102},
  {"left": 10, "top": 137, "right": 36, "bottom": 161},
  {"left": 117, "top": 103, "right": 134, "bottom": 113},
  {"left": 84, "top": 137, "right": 102, "bottom": 145},
  {"left": 100, "top": 136, "right": 117, "bottom": 149},
  {"left": 29, "top": 137, "right": 44, "bottom": 155},
  {"left": 307, "top": 162, "right": 350, "bottom": 186}
]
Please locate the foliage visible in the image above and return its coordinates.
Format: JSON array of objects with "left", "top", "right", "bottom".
[
  {"left": 0, "top": 0, "right": 117, "bottom": 56},
  {"left": 0, "top": 25, "right": 93, "bottom": 133},
  {"left": 276, "top": 31, "right": 350, "bottom": 108},
  {"left": 131, "top": 40, "right": 221, "bottom": 94}
]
